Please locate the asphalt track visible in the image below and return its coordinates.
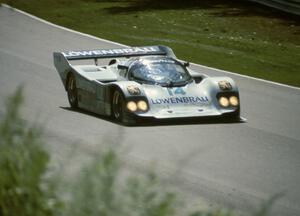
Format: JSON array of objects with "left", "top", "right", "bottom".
[{"left": 1, "top": 5, "right": 300, "bottom": 216}]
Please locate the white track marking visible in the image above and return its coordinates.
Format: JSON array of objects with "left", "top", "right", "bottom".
[
  {"left": 1, "top": 3, "right": 299, "bottom": 91},
  {"left": 240, "top": 117, "right": 247, "bottom": 122},
  {"left": 191, "top": 63, "right": 300, "bottom": 90}
]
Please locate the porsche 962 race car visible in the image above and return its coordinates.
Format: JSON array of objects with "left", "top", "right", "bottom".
[{"left": 53, "top": 45, "right": 240, "bottom": 124}]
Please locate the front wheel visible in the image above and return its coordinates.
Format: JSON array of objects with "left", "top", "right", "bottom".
[
  {"left": 112, "top": 90, "right": 125, "bottom": 122},
  {"left": 67, "top": 73, "right": 78, "bottom": 108}
]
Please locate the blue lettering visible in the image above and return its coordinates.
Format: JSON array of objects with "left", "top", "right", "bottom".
[
  {"left": 151, "top": 99, "right": 157, "bottom": 104},
  {"left": 196, "top": 96, "right": 209, "bottom": 102},
  {"left": 162, "top": 98, "right": 170, "bottom": 103},
  {"left": 170, "top": 98, "right": 176, "bottom": 103},
  {"left": 175, "top": 97, "right": 183, "bottom": 103},
  {"left": 151, "top": 99, "right": 162, "bottom": 104},
  {"left": 151, "top": 96, "right": 209, "bottom": 105},
  {"left": 189, "top": 97, "right": 196, "bottom": 103}
]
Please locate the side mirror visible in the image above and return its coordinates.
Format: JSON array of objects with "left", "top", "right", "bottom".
[
  {"left": 183, "top": 61, "right": 190, "bottom": 67},
  {"left": 117, "top": 65, "right": 128, "bottom": 70}
]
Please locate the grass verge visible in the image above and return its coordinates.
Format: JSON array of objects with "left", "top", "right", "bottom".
[{"left": 1, "top": 0, "right": 300, "bottom": 87}]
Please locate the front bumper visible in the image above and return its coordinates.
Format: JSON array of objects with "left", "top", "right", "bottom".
[{"left": 123, "top": 106, "right": 239, "bottom": 124}]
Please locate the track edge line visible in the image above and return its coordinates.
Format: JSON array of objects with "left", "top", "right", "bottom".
[{"left": 1, "top": 3, "right": 299, "bottom": 91}]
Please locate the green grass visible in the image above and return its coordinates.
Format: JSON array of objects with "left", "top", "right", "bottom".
[{"left": 1, "top": 0, "right": 300, "bottom": 86}]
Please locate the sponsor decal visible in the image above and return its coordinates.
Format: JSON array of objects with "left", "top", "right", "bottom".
[
  {"left": 151, "top": 96, "right": 209, "bottom": 105},
  {"left": 63, "top": 46, "right": 160, "bottom": 58},
  {"left": 127, "top": 85, "right": 141, "bottom": 95},
  {"left": 218, "top": 81, "right": 232, "bottom": 90}
]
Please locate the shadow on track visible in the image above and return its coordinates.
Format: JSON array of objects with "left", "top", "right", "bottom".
[{"left": 60, "top": 106, "right": 246, "bottom": 127}]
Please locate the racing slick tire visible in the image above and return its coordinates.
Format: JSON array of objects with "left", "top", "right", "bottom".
[
  {"left": 112, "top": 90, "right": 126, "bottom": 123},
  {"left": 67, "top": 73, "right": 78, "bottom": 109}
]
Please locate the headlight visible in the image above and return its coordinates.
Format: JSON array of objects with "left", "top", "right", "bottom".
[
  {"left": 137, "top": 101, "right": 148, "bottom": 111},
  {"left": 219, "top": 97, "right": 229, "bottom": 107},
  {"left": 229, "top": 96, "right": 239, "bottom": 106},
  {"left": 127, "top": 101, "right": 137, "bottom": 112}
]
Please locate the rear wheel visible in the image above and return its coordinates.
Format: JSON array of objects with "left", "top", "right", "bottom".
[
  {"left": 112, "top": 90, "right": 125, "bottom": 122},
  {"left": 67, "top": 73, "right": 78, "bottom": 108}
]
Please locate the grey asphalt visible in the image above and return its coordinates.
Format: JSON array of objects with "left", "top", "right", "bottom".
[{"left": 1, "top": 5, "right": 300, "bottom": 216}]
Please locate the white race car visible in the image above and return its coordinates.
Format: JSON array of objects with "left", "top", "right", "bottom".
[{"left": 53, "top": 45, "right": 240, "bottom": 125}]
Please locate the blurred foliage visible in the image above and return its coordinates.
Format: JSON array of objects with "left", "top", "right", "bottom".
[
  {"left": 62, "top": 148, "right": 276, "bottom": 216},
  {"left": 64, "top": 149, "right": 178, "bottom": 216},
  {"left": 254, "top": 193, "right": 283, "bottom": 216},
  {"left": 0, "top": 88, "right": 276, "bottom": 216},
  {"left": 190, "top": 210, "right": 235, "bottom": 216},
  {"left": 0, "top": 87, "right": 60, "bottom": 216}
]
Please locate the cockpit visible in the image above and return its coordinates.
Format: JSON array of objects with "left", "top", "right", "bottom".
[{"left": 128, "top": 57, "right": 192, "bottom": 87}]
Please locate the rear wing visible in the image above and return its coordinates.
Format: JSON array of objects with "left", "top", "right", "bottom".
[
  {"left": 54, "top": 46, "right": 175, "bottom": 60},
  {"left": 53, "top": 45, "right": 176, "bottom": 89},
  {"left": 58, "top": 45, "right": 175, "bottom": 61}
]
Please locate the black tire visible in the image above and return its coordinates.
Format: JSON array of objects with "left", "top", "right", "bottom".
[
  {"left": 111, "top": 90, "right": 125, "bottom": 122},
  {"left": 67, "top": 73, "right": 78, "bottom": 108}
]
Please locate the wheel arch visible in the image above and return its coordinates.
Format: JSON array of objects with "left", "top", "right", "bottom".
[
  {"left": 65, "top": 71, "right": 74, "bottom": 91},
  {"left": 65, "top": 71, "right": 79, "bottom": 108},
  {"left": 108, "top": 84, "right": 124, "bottom": 102}
]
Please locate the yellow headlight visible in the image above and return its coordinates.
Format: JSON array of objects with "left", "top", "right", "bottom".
[
  {"left": 219, "top": 97, "right": 229, "bottom": 107},
  {"left": 127, "top": 101, "right": 137, "bottom": 112},
  {"left": 137, "top": 101, "right": 148, "bottom": 111},
  {"left": 229, "top": 96, "right": 239, "bottom": 106}
]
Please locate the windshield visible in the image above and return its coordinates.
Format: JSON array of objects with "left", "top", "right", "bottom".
[{"left": 129, "top": 59, "right": 191, "bottom": 86}]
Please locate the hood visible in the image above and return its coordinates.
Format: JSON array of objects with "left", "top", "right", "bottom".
[{"left": 142, "top": 83, "right": 211, "bottom": 115}]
